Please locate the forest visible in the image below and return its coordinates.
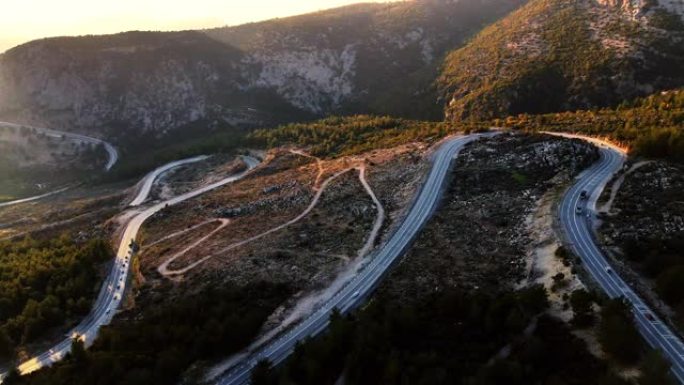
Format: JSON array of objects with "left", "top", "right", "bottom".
[
  {"left": 501, "top": 89, "right": 684, "bottom": 162},
  {"left": 0, "top": 235, "right": 110, "bottom": 361},
  {"left": 250, "top": 285, "right": 672, "bottom": 385},
  {"left": 5, "top": 281, "right": 291, "bottom": 385},
  {"left": 249, "top": 115, "right": 475, "bottom": 158}
]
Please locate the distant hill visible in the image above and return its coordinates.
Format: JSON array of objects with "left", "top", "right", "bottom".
[
  {"left": 438, "top": 0, "right": 684, "bottom": 121},
  {"left": 0, "top": 0, "right": 525, "bottom": 143}
]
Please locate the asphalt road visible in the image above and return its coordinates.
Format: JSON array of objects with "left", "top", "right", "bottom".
[
  {"left": 0, "top": 155, "right": 259, "bottom": 380},
  {"left": 558, "top": 135, "right": 684, "bottom": 383},
  {"left": 0, "top": 121, "right": 119, "bottom": 208},
  {"left": 129, "top": 155, "right": 209, "bottom": 206},
  {"left": 0, "top": 121, "right": 118, "bottom": 171},
  {"left": 215, "top": 134, "right": 491, "bottom": 385}
]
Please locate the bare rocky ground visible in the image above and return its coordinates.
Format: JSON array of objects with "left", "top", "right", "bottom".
[
  {"left": 379, "top": 133, "right": 599, "bottom": 300},
  {"left": 133, "top": 143, "right": 429, "bottom": 334},
  {"left": 0, "top": 184, "right": 128, "bottom": 242},
  {"left": 598, "top": 160, "right": 684, "bottom": 326},
  {"left": 0, "top": 126, "right": 107, "bottom": 200}
]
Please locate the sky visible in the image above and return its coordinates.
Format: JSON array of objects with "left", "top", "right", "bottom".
[{"left": 0, "top": 0, "right": 392, "bottom": 53}]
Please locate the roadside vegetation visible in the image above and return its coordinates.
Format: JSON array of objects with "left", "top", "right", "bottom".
[
  {"left": 0, "top": 235, "right": 110, "bottom": 361},
  {"left": 7, "top": 282, "right": 291, "bottom": 385},
  {"left": 501, "top": 89, "right": 684, "bottom": 162},
  {"left": 252, "top": 288, "right": 652, "bottom": 385},
  {"left": 102, "top": 124, "right": 248, "bottom": 182},
  {"left": 0, "top": 126, "right": 107, "bottom": 201},
  {"left": 250, "top": 115, "right": 488, "bottom": 158}
]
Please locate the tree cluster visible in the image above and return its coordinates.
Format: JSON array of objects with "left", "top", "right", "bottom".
[{"left": 0, "top": 235, "right": 110, "bottom": 359}]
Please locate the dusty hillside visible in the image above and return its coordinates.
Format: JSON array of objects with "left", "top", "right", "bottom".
[
  {"left": 438, "top": 0, "right": 684, "bottom": 121},
  {"left": 0, "top": 0, "right": 525, "bottom": 141}
]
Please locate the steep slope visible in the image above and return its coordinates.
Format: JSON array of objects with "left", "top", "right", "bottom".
[
  {"left": 206, "top": 0, "right": 526, "bottom": 119},
  {"left": 0, "top": 0, "right": 526, "bottom": 142},
  {"left": 438, "top": 0, "right": 684, "bottom": 121},
  {"left": 0, "top": 31, "right": 307, "bottom": 143}
]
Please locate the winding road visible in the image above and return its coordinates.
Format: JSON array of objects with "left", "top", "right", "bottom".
[
  {"left": 215, "top": 133, "right": 490, "bottom": 385},
  {"left": 0, "top": 155, "right": 259, "bottom": 380},
  {"left": 557, "top": 134, "right": 684, "bottom": 383},
  {"left": 129, "top": 155, "right": 209, "bottom": 206},
  {"left": 0, "top": 121, "right": 119, "bottom": 208}
]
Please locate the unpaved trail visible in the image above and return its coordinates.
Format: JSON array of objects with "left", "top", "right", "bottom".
[
  {"left": 157, "top": 219, "right": 230, "bottom": 275},
  {"left": 289, "top": 149, "right": 325, "bottom": 190},
  {"left": 600, "top": 160, "right": 651, "bottom": 213},
  {"left": 144, "top": 219, "right": 223, "bottom": 248},
  {"left": 158, "top": 167, "right": 354, "bottom": 276},
  {"left": 356, "top": 164, "right": 385, "bottom": 258},
  {"left": 156, "top": 152, "right": 387, "bottom": 278},
  {"left": 203, "top": 163, "right": 387, "bottom": 382}
]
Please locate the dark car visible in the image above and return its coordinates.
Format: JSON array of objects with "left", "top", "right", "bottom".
[{"left": 580, "top": 190, "right": 588, "bottom": 199}]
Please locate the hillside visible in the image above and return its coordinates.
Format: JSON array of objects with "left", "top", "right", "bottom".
[
  {"left": 502, "top": 88, "right": 684, "bottom": 162},
  {"left": 438, "top": 0, "right": 684, "bottom": 121},
  {"left": 0, "top": 0, "right": 525, "bottom": 142}
]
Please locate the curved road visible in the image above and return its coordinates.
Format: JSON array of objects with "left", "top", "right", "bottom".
[
  {"left": 0, "top": 155, "right": 259, "bottom": 380},
  {"left": 0, "top": 121, "right": 118, "bottom": 171},
  {"left": 129, "top": 155, "right": 209, "bottom": 206},
  {"left": 558, "top": 134, "right": 684, "bottom": 383},
  {"left": 0, "top": 121, "right": 119, "bottom": 208},
  {"left": 215, "top": 133, "right": 491, "bottom": 385}
]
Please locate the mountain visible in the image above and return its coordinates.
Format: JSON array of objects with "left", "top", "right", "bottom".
[
  {"left": 438, "top": 0, "right": 684, "bottom": 121},
  {"left": 0, "top": 0, "right": 525, "bottom": 142}
]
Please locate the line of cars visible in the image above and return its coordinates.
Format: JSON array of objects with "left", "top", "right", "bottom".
[{"left": 105, "top": 241, "right": 134, "bottom": 316}]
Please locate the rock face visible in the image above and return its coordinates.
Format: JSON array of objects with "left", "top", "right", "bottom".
[{"left": 0, "top": 0, "right": 526, "bottom": 140}]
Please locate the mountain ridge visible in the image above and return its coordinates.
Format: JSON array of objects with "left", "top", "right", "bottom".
[{"left": 0, "top": 0, "right": 526, "bottom": 142}]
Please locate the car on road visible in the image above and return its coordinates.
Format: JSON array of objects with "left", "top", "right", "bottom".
[
  {"left": 605, "top": 266, "right": 612, "bottom": 273},
  {"left": 105, "top": 308, "right": 111, "bottom": 315},
  {"left": 576, "top": 206, "right": 583, "bottom": 215},
  {"left": 351, "top": 290, "right": 360, "bottom": 298},
  {"left": 645, "top": 313, "right": 655, "bottom": 321},
  {"left": 580, "top": 190, "right": 588, "bottom": 199}
]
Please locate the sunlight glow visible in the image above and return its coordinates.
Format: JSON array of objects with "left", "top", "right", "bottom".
[{"left": 1, "top": 0, "right": 393, "bottom": 52}]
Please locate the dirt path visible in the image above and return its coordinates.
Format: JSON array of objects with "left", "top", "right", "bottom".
[
  {"left": 145, "top": 219, "right": 222, "bottom": 248},
  {"left": 157, "top": 219, "right": 230, "bottom": 275},
  {"left": 356, "top": 164, "right": 385, "bottom": 258},
  {"left": 289, "top": 149, "right": 325, "bottom": 190},
  {"left": 155, "top": 151, "right": 387, "bottom": 278},
  {"left": 158, "top": 167, "right": 354, "bottom": 276},
  {"left": 600, "top": 160, "right": 651, "bottom": 213}
]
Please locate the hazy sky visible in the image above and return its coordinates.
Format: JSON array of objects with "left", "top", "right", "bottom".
[{"left": 1, "top": 0, "right": 392, "bottom": 53}]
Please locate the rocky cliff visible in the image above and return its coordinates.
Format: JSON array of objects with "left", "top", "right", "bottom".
[{"left": 0, "top": 0, "right": 526, "bottom": 141}]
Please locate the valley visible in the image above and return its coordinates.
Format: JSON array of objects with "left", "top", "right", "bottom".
[{"left": 1, "top": 0, "right": 684, "bottom": 384}]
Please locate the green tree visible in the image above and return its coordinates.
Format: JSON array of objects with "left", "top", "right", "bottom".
[
  {"left": 598, "top": 298, "right": 642, "bottom": 365},
  {"left": 71, "top": 337, "right": 87, "bottom": 364},
  {"left": 250, "top": 359, "right": 275, "bottom": 385},
  {"left": 638, "top": 350, "right": 676, "bottom": 385},
  {"left": 569, "top": 289, "right": 595, "bottom": 328}
]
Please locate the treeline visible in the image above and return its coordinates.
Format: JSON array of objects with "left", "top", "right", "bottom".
[
  {"left": 101, "top": 125, "right": 247, "bottom": 182},
  {"left": 250, "top": 115, "right": 484, "bottom": 158},
  {"left": 7, "top": 282, "right": 291, "bottom": 385},
  {"left": 0, "top": 235, "right": 111, "bottom": 360},
  {"left": 254, "top": 287, "right": 673, "bottom": 385},
  {"left": 252, "top": 285, "right": 582, "bottom": 385},
  {"left": 500, "top": 89, "right": 684, "bottom": 162}
]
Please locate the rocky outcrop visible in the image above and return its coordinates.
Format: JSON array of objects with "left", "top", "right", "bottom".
[{"left": 0, "top": 0, "right": 526, "bottom": 141}]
